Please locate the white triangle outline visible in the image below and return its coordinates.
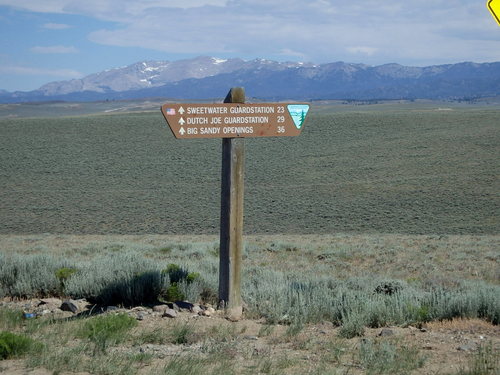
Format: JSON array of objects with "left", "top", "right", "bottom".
[{"left": 287, "top": 104, "right": 309, "bottom": 129}]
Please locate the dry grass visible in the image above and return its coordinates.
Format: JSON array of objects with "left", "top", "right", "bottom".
[
  {"left": 425, "top": 318, "right": 500, "bottom": 333},
  {"left": 1, "top": 233, "right": 498, "bottom": 374},
  {"left": 2, "top": 233, "right": 497, "bottom": 284},
  {"left": 1, "top": 108, "right": 498, "bottom": 235}
]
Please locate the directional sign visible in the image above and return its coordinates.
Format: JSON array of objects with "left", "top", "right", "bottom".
[
  {"left": 488, "top": 0, "right": 500, "bottom": 25},
  {"left": 161, "top": 103, "right": 310, "bottom": 139}
]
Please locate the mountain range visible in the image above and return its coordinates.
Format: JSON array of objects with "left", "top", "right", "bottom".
[{"left": 1, "top": 56, "right": 499, "bottom": 103}]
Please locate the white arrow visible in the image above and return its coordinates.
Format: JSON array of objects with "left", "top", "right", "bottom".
[
  {"left": 179, "top": 106, "right": 185, "bottom": 115},
  {"left": 179, "top": 117, "right": 185, "bottom": 125},
  {"left": 179, "top": 127, "right": 185, "bottom": 135}
]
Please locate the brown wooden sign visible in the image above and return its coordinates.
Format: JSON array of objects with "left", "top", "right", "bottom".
[{"left": 161, "top": 103, "right": 310, "bottom": 139}]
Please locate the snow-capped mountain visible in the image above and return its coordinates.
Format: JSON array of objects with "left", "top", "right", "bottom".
[
  {"left": 1, "top": 57, "right": 499, "bottom": 102},
  {"left": 36, "top": 56, "right": 312, "bottom": 96}
]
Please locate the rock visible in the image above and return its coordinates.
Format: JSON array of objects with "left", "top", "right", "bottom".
[
  {"left": 163, "top": 308, "right": 178, "bottom": 318},
  {"left": 38, "top": 298, "right": 63, "bottom": 313},
  {"left": 174, "top": 301, "right": 194, "bottom": 311},
  {"left": 200, "top": 307, "right": 216, "bottom": 317},
  {"left": 74, "top": 300, "right": 89, "bottom": 312},
  {"left": 135, "top": 312, "right": 146, "bottom": 321},
  {"left": 379, "top": 328, "right": 395, "bottom": 337},
  {"left": 152, "top": 304, "right": 169, "bottom": 313},
  {"left": 60, "top": 300, "right": 79, "bottom": 313},
  {"left": 457, "top": 342, "right": 477, "bottom": 352},
  {"left": 191, "top": 304, "right": 202, "bottom": 314},
  {"left": 106, "top": 306, "right": 119, "bottom": 312},
  {"left": 39, "top": 298, "right": 63, "bottom": 306},
  {"left": 166, "top": 302, "right": 180, "bottom": 311},
  {"left": 226, "top": 306, "right": 243, "bottom": 322},
  {"left": 206, "top": 307, "right": 215, "bottom": 314},
  {"left": 23, "top": 302, "right": 37, "bottom": 311}
]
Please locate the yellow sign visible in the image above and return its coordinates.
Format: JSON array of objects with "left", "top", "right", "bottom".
[{"left": 488, "top": 0, "right": 500, "bottom": 25}]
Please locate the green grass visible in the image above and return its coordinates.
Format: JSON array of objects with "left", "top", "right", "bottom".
[
  {"left": 162, "top": 355, "right": 207, "bottom": 375},
  {"left": 77, "top": 313, "right": 138, "bottom": 354},
  {"left": 27, "top": 344, "right": 146, "bottom": 375},
  {"left": 170, "top": 323, "right": 196, "bottom": 345},
  {"left": 359, "top": 338, "right": 426, "bottom": 374},
  {"left": 1, "top": 236, "right": 498, "bottom": 327},
  {"left": 453, "top": 342, "right": 499, "bottom": 375},
  {"left": 0, "top": 106, "right": 498, "bottom": 235},
  {"left": 0, "top": 331, "right": 41, "bottom": 359},
  {"left": 0, "top": 100, "right": 498, "bottom": 375},
  {"left": 0, "top": 308, "right": 24, "bottom": 331}
]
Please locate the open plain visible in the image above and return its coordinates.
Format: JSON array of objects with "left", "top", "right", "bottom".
[
  {"left": 0, "top": 100, "right": 498, "bottom": 374},
  {"left": 0, "top": 101, "right": 498, "bottom": 235}
]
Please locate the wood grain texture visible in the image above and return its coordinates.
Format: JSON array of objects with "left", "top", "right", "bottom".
[{"left": 219, "top": 88, "right": 245, "bottom": 319}]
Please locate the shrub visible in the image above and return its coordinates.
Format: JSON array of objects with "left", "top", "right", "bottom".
[
  {"left": 455, "top": 342, "right": 498, "bottom": 375},
  {"left": 162, "top": 284, "right": 185, "bottom": 302},
  {"left": 0, "top": 254, "right": 72, "bottom": 298},
  {"left": 158, "top": 246, "right": 173, "bottom": 254},
  {"left": 200, "top": 286, "right": 218, "bottom": 305},
  {"left": 64, "top": 252, "right": 168, "bottom": 306},
  {"left": 422, "top": 282, "right": 500, "bottom": 324},
  {"left": 359, "top": 338, "right": 426, "bottom": 374},
  {"left": 0, "top": 331, "right": 41, "bottom": 359},
  {"left": 338, "top": 314, "right": 365, "bottom": 339},
  {"left": 162, "top": 264, "right": 189, "bottom": 284},
  {"left": 55, "top": 267, "right": 77, "bottom": 283},
  {"left": 186, "top": 272, "right": 200, "bottom": 284},
  {"left": 55, "top": 267, "right": 77, "bottom": 294},
  {"left": 159, "top": 265, "right": 207, "bottom": 303},
  {"left": 374, "top": 280, "right": 405, "bottom": 295},
  {"left": 264, "top": 242, "right": 300, "bottom": 253}
]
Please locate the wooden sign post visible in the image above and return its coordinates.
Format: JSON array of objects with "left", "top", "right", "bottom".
[
  {"left": 219, "top": 88, "right": 245, "bottom": 319},
  {"left": 161, "top": 88, "right": 310, "bottom": 320}
]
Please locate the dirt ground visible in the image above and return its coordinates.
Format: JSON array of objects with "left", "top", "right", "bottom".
[
  {"left": 0, "top": 234, "right": 498, "bottom": 374},
  {"left": 0, "top": 300, "right": 498, "bottom": 375}
]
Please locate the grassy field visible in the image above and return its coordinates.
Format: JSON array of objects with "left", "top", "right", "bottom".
[
  {"left": 0, "top": 102, "right": 498, "bottom": 235},
  {"left": 0, "top": 100, "right": 499, "bottom": 374},
  {"left": 0, "top": 234, "right": 498, "bottom": 374}
]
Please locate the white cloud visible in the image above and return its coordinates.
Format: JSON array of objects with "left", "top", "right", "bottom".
[
  {"left": 42, "top": 23, "right": 71, "bottom": 29},
  {"left": 0, "top": 0, "right": 228, "bottom": 17},
  {"left": 346, "top": 47, "right": 378, "bottom": 56},
  {"left": 31, "top": 45, "right": 79, "bottom": 54},
  {"left": 0, "top": 0, "right": 68, "bottom": 13},
  {"left": 1, "top": 0, "right": 499, "bottom": 65},
  {"left": 0, "top": 65, "right": 82, "bottom": 78},
  {"left": 278, "top": 49, "right": 307, "bottom": 60}
]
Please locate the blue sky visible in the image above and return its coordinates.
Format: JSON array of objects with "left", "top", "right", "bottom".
[{"left": 0, "top": 0, "right": 499, "bottom": 92}]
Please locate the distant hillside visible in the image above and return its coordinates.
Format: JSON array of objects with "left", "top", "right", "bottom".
[{"left": 1, "top": 57, "right": 499, "bottom": 103}]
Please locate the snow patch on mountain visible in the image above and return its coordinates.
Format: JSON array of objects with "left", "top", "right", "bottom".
[{"left": 2, "top": 57, "right": 498, "bottom": 103}]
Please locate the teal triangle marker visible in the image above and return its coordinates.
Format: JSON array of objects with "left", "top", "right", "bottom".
[{"left": 287, "top": 104, "right": 310, "bottom": 129}]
